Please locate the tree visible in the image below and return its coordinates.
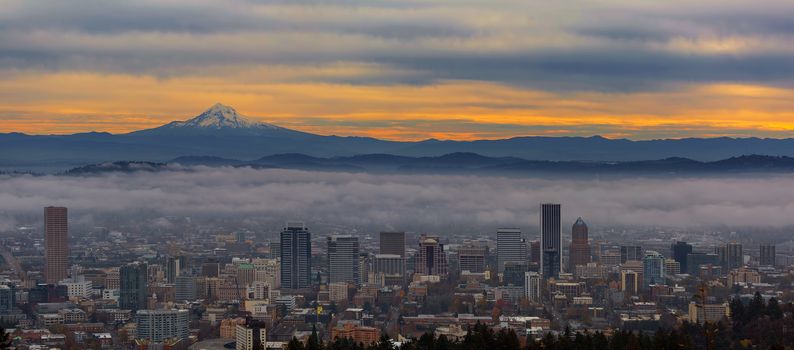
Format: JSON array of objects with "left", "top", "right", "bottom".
[{"left": 0, "top": 327, "right": 10, "bottom": 349}]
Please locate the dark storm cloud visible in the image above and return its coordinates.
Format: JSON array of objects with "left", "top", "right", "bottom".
[
  {"left": 1, "top": 0, "right": 793, "bottom": 91},
  {"left": 1, "top": 168, "right": 794, "bottom": 232}
]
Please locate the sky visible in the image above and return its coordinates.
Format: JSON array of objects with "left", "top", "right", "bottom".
[
  {"left": 2, "top": 0, "right": 794, "bottom": 140},
  {"left": 3, "top": 168, "right": 794, "bottom": 233}
]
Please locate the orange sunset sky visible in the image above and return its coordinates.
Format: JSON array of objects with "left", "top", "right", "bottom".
[{"left": 2, "top": 0, "right": 794, "bottom": 141}]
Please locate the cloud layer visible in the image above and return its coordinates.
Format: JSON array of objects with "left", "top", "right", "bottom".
[
  {"left": 2, "top": 168, "right": 794, "bottom": 233},
  {"left": 2, "top": 0, "right": 794, "bottom": 139}
]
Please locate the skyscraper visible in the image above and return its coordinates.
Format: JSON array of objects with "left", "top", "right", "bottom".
[
  {"left": 642, "top": 251, "right": 665, "bottom": 287},
  {"left": 540, "top": 203, "right": 562, "bottom": 278},
  {"left": 280, "top": 222, "right": 312, "bottom": 289},
  {"left": 759, "top": 244, "right": 776, "bottom": 266},
  {"left": 44, "top": 206, "right": 69, "bottom": 284},
  {"left": 415, "top": 235, "right": 448, "bottom": 277},
  {"left": 496, "top": 228, "right": 526, "bottom": 273},
  {"left": 327, "top": 235, "right": 360, "bottom": 285},
  {"left": 671, "top": 241, "right": 693, "bottom": 273},
  {"left": 727, "top": 242, "right": 743, "bottom": 269},
  {"left": 379, "top": 231, "right": 406, "bottom": 257},
  {"left": 568, "top": 217, "right": 590, "bottom": 271},
  {"left": 120, "top": 262, "right": 148, "bottom": 311}
]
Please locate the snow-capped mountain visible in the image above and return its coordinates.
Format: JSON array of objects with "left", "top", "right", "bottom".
[{"left": 160, "top": 103, "right": 283, "bottom": 130}]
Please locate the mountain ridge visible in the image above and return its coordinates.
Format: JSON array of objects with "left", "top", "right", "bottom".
[{"left": 5, "top": 104, "right": 794, "bottom": 172}]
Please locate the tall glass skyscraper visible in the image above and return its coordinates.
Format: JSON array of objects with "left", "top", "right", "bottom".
[
  {"left": 280, "top": 222, "right": 312, "bottom": 289},
  {"left": 540, "top": 203, "right": 561, "bottom": 278}
]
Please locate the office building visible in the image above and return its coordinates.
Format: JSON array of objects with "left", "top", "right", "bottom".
[
  {"left": 540, "top": 203, "right": 562, "bottom": 278},
  {"left": 379, "top": 231, "right": 406, "bottom": 257},
  {"left": 415, "top": 235, "right": 448, "bottom": 277},
  {"left": 642, "top": 251, "right": 665, "bottom": 287},
  {"left": 0, "top": 285, "right": 15, "bottom": 313},
  {"left": 727, "top": 242, "right": 743, "bottom": 269},
  {"left": 44, "top": 206, "right": 69, "bottom": 284},
  {"left": 620, "top": 245, "right": 643, "bottom": 263},
  {"left": 119, "top": 262, "right": 148, "bottom": 311},
  {"left": 670, "top": 241, "right": 693, "bottom": 274},
  {"left": 175, "top": 276, "right": 196, "bottom": 301},
  {"left": 166, "top": 257, "right": 180, "bottom": 284},
  {"left": 569, "top": 217, "right": 591, "bottom": 271},
  {"left": 529, "top": 240, "right": 540, "bottom": 264},
  {"left": 686, "top": 253, "right": 720, "bottom": 275},
  {"left": 688, "top": 302, "right": 729, "bottom": 324},
  {"left": 458, "top": 244, "right": 487, "bottom": 273},
  {"left": 503, "top": 262, "right": 528, "bottom": 286},
  {"left": 280, "top": 222, "right": 312, "bottom": 289},
  {"left": 497, "top": 228, "right": 526, "bottom": 273},
  {"left": 136, "top": 309, "right": 189, "bottom": 342},
  {"left": 235, "top": 320, "right": 267, "bottom": 350},
  {"left": 524, "top": 272, "right": 542, "bottom": 303},
  {"left": 760, "top": 244, "right": 776, "bottom": 266},
  {"left": 621, "top": 270, "right": 639, "bottom": 296},
  {"left": 327, "top": 235, "right": 360, "bottom": 285},
  {"left": 373, "top": 254, "right": 405, "bottom": 286}
]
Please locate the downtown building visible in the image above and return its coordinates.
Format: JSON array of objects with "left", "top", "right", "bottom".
[
  {"left": 642, "top": 251, "right": 665, "bottom": 287},
  {"left": 380, "top": 231, "right": 406, "bottom": 257},
  {"left": 540, "top": 203, "right": 562, "bottom": 278},
  {"left": 568, "top": 217, "right": 591, "bottom": 271},
  {"left": 44, "top": 206, "right": 69, "bottom": 284},
  {"left": 120, "top": 262, "right": 148, "bottom": 312},
  {"left": 136, "top": 309, "right": 189, "bottom": 343},
  {"left": 458, "top": 244, "right": 487, "bottom": 273},
  {"left": 327, "top": 235, "right": 360, "bottom": 285},
  {"left": 497, "top": 228, "right": 526, "bottom": 273},
  {"left": 415, "top": 235, "right": 448, "bottom": 277},
  {"left": 760, "top": 244, "right": 776, "bottom": 266},
  {"left": 280, "top": 222, "right": 312, "bottom": 289}
]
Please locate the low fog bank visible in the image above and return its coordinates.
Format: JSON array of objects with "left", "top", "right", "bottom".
[{"left": 1, "top": 167, "right": 794, "bottom": 233}]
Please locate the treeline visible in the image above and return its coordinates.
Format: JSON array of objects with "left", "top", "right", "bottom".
[{"left": 287, "top": 293, "right": 793, "bottom": 350}]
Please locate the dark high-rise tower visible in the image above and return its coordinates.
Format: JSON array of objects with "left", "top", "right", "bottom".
[
  {"left": 759, "top": 244, "right": 776, "bottom": 266},
  {"left": 44, "top": 206, "right": 69, "bottom": 284},
  {"left": 671, "top": 241, "right": 693, "bottom": 273},
  {"left": 327, "top": 235, "right": 360, "bottom": 285},
  {"left": 120, "top": 262, "right": 148, "bottom": 311},
  {"left": 568, "top": 217, "right": 590, "bottom": 271},
  {"left": 379, "top": 231, "right": 406, "bottom": 257},
  {"left": 280, "top": 222, "right": 312, "bottom": 289},
  {"left": 540, "top": 203, "right": 561, "bottom": 278},
  {"left": 727, "top": 242, "right": 743, "bottom": 269}
]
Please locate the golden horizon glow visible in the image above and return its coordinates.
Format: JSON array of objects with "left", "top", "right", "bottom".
[{"left": 1, "top": 70, "right": 794, "bottom": 141}]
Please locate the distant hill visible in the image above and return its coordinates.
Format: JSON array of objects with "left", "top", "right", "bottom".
[
  {"left": 5, "top": 103, "right": 794, "bottom": 172},
  {"left": 63, "top": 154, "right": 794, "bottom": 176}
]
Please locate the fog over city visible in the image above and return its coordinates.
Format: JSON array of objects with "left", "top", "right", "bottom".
[{"left": 1, "top": 167, "right": 794, "bottom": 233}]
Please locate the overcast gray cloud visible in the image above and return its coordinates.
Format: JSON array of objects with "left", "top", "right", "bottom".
[
  {"left": 2, "top": 0, "right": 794, "bottom": 90},
  {"left": 1, "top": 168, "right": 794, "bottom": 233}
]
